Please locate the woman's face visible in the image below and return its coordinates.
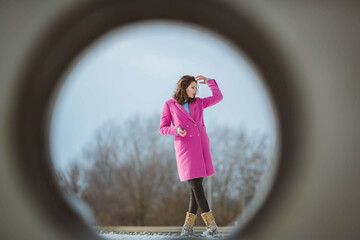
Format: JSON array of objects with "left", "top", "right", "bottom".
[{"left": 186, "top": 81, "right": 197, "bottom": 98}]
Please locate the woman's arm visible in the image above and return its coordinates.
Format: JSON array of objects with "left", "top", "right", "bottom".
[
  {"left": 159, "top": 101, "right": 179, "bottom": 136},
  {"left": 202, "top": 79, "right": 223, "bottom": 109}
]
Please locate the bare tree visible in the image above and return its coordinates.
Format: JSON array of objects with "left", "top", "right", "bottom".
[
  {"left": 54, "top": 112, "right": 273, "bottom": 226},
  {"left": 55, "top": 159, "right": 82, "bottom": 196},
  {"left": 206, "top": 123, "right": 270, "bottom": 225}
]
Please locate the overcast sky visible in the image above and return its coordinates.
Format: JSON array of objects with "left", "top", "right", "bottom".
[{"left": 49, "top": 19, "right": 278, "bottom": 172}]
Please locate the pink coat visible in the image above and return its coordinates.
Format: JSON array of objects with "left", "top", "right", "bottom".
[{"left": 159, "top": 79, "right": 223, "bottom": 182}]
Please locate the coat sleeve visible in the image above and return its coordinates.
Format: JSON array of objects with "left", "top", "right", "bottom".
[
  {"left": 159, "top": 101, "right": 179, "bottom": 136},
  {"left": 201, "top": 79, "right": 223, "bottom": 109}
]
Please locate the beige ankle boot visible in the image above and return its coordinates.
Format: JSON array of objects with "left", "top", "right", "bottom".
[
  {"left": 201, "top": 210, "right": 218, "bottom": 236},
  {"left": 181, "top": 212, "right": 196, "bottom": 236}
]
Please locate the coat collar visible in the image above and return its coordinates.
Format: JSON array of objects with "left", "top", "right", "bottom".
[{"left": 172, "top": 98, "right": 196, "bottom": 123}]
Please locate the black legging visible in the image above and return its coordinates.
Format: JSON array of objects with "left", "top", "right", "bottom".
[{"left": 187, "top": 177, "right": 210, "bottom": 214}]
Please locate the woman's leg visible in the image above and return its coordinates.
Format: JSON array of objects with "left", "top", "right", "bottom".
[
  {"left": 188, "top": 178, "right": 204, "bottom": 214},
  {"left": 188, "top": 188, "right": 198, "bottom": 214},
  {"left": 187, "top": 177, "right": 210, "bottom": 213}
]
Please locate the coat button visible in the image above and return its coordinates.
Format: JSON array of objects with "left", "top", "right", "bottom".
[
  {"left": 190, "top": 135, "right": 192, "bottom": 137},
  {"left": 186, "top": 125, "right": 189, "bottom": 127},
  {"left": 198, "top": 133, "right": 200, "bottom": 136},
  {"left": 194, "top": 124, "right": 197, "bottom": 126}
]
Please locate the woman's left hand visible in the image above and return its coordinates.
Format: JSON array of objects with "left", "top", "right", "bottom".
[{"left": 195, "top": 75, "right": 207, "bottom": 84}]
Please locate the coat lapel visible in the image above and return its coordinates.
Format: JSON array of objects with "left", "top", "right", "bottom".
[{"left": 173, "top": 99, "right": 196, "bottom": 123}]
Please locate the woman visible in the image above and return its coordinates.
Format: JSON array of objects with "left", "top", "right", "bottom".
[{"left": 159, "top": 75, "right": 223, "bottom": 236}]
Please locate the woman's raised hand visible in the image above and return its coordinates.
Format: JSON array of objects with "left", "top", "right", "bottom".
[
  {"left": 178, "top": 128, "right": 187, "bottom": 137},
  {"left": 195, "top": 75, "right": 207, "bottom": 84}
]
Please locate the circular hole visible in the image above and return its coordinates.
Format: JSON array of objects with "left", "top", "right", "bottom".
[
  {"left": 14, "top": 1, "right": 296, "bottom": 239},
  {"left": 48, "top": 19, "right": 279, "bottom": 239}
]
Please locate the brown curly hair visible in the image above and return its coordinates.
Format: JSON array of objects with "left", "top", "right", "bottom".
[{"left": 172, "top": 75, "right": 199, "bottom": 104}]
